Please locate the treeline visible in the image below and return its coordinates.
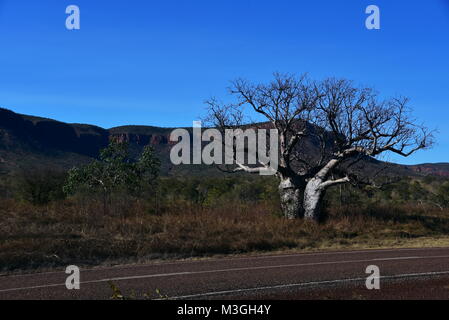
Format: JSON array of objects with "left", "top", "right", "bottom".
[
  {"left": 325, "top": 175, "right": 449, "bottom": 210},
  {"left": 4, "top": 167, "right": 449, "bottom": 213},
  {"left": 2, "top": 141, "right": 449, "bottom": 212}
]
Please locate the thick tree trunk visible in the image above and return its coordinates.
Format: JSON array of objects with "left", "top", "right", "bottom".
[
  {"left": 304, "top": 178, "right": 325, "bottom": 221},
  {"left": 278, "top": 178, "right": 304, "bottom": 219}
]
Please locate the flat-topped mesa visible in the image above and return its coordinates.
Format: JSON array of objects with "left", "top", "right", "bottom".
[
  {"left": 109, "top": 132, "right": 170, "bottom": 147},
  {"left": 0, "top": 107, "right": 445, "bottom": 180}
]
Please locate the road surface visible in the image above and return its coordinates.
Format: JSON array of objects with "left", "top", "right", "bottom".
[{"left": 1, "top": 247, "right": 449, "bottom": 299}]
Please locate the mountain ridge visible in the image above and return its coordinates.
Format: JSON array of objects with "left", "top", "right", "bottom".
[{"left": 0, "top": 107, "right": 448, "bottom": 178}]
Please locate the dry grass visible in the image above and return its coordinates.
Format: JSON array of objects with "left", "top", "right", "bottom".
[{"left": 1, "top": 198, "right": 449, "bottom": 273}]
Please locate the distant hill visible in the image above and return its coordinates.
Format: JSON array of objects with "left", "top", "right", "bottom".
[
  {"left": 0, "top": 108, "right": 212, "bottom": 177},
  {"left": 406, "top": 163, "right": 449, "bottom": 177},
  {"left": 1, "top": 107, "right": 448, "bottom": 179}
]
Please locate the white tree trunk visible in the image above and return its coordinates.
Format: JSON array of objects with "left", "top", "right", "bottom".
[
  {"left": 304, "top": 178, "right": 324, "bottom": 221},
  {"left": 278, "top": 178, "right": 304, "bottom": 219}
]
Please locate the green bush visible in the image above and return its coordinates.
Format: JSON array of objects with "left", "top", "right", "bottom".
[
  {"left": 64, "top": 141, "right": 161, "bottom": 214},
  {"left": 16, "top": 170, "right": 67, "bottom": 205}
]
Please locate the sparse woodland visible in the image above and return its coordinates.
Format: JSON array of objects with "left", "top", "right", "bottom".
[
  {"left": 0, "top": 74, "right": 446, "bottom": 273},
  {"left": 2, "top": 160, "right": 449, "bottom": 272}
]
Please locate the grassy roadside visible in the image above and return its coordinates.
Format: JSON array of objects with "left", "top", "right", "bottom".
[{"left": 1, "top": 198, "right": 449, "bottom": 274}]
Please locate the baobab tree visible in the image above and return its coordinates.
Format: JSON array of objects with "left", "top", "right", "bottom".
[{"left": 204, "top": 73, "right": 433, "bottom": 221}]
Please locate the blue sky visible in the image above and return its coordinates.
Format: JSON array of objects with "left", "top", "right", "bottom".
[{"left": 0, "top": 0, "right": 448, "bottom": 164}]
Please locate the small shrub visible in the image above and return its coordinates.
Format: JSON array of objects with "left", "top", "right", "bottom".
[{"left": 15, "top": 170, "right": 67, "bottom": 205}]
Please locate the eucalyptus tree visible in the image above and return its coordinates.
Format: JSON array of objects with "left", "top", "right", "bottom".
[{"left": 64, "top": 141, "right": 160, "bottom": 214}]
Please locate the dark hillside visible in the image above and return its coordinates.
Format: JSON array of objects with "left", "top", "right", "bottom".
[{"left": 0, "top": 107, "right": 447, "bottom": 179}]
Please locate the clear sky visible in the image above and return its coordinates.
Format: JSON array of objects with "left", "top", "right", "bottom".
[{"left": 0, "top": 0, "right": 448, "bottom": 164}]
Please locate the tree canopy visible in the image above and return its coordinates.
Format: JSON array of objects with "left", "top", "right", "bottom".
[{"left": 205, "top": 73, "right": 434, "bottom": 220}]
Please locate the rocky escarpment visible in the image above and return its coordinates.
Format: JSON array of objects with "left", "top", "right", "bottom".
[
  {"left": 109, "top": 132, "right": 170, "bottom": 147},
  {"left": 0, "top": 108, "right": 173, "bottom": 157},
  {"left": 1, "top": 107, "right": 449, "bottom": 178},
  {"left": 0, "top": 107, "right": 109, "bottom": 157},
  {"left": 407, "top": 164, "right": 449, "bottom": 177},
  {"left": 0, "top": 108, "right": 176, "bottom": 175}
]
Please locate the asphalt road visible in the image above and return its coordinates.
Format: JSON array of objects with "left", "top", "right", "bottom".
[{"left": 1, "top": 247, "right": 449, "bottom": 300}]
